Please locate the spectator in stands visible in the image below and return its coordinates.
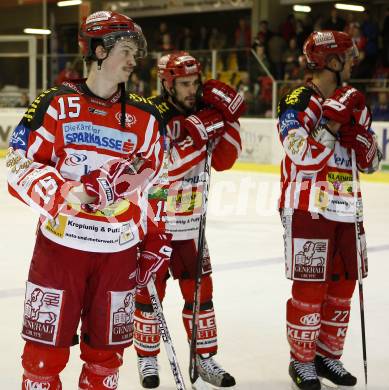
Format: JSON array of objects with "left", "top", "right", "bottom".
[
  {"left": 280, "top": 14, "right": 296, "bottom": 42},
  {"left": 234, "top": 17, "right": 251, "bottom": 70},
  {"left": 361, "top": 10, "right": 379, "bottom": 74},
  {"left": 177, "top": 27, "right": 192, "bottom": 51},
  {"left": 236, "top": 71, "right": 255, "bottom": 114},
  {"left": 313, "top": 15, "right": 324, "bottom": 31},
  {"left": 197, "top": 25, "right": 209, "bottom": 50},
  {"left": 350, "top": 23, "right": 367, "bottom": 53},
  {"left": 54, "top": 60, "right": 80, "bottom": 85},
  {"left": 128, "top": 71, "right": 149, "bottom": 97},
  {"left": 282, "top": 37, "right": 299, "bottom": 80},
  {"left": 159, "top": 32, "right": 175, "bottom": 52},
  {"left": 382, "top": 8, "right": 389, "bottom": 67},
  {"left": 295, "top": 19, "right": 311, "bottom": 52},
  {"left": 293, "top": 55, "right": 312, "bottom": 83},
  {"left": 323, "top": 8, "right": 345, "bottom": 31},
  {"left": 371, "top": 91, "right": 389, "bottom": 121},
  {"left": 155, "top": 21, "right": 170, "bottom": 51},
  {"left": 268, "top": 32, "right": 287, "bottom": 80},
  {"left": 208, "top": 27, "right": 227, "bottom": 70},
  {"left": 255, "top": 20, "right": 273, "bottom": 56}
]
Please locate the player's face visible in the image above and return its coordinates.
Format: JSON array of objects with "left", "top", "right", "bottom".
[
  {"left": 173, "top": 75, "right": 201, "bottom": 110},
  {"left": 340, "top": 50, "right": 357, "bottom": 82},
  {"left": 104, "top": 39, "right": 138, "bottom": 83}
]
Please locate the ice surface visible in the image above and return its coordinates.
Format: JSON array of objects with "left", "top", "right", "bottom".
[{"left": 1, "top": 164, "right": 388, "bottom": 389}]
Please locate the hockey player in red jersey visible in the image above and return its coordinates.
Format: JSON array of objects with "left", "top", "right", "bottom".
[
  {"left": 277, "top": 31, "right": 382, "bottom": 390},
  {"left": 132, "top": 52, "right": 244, "bottom": 388},
  {"left": 6, "top": 11, "right": 169, "bottom": 390}
]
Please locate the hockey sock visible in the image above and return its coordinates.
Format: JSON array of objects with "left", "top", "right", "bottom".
[
  {"left": 317, "top": 279, "right": 356, "bottom": 359},
  {"left": 22, "top": 341, "right": 69, "bottom": 389},
  {"left": 134, "top": 308, "right": 161, "bottom": 356},
  {"left": 182, "top": 306, "right": 218, "bottom": 355}
]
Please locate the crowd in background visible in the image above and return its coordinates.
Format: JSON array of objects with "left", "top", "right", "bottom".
[
  {"left": 1, "top": 7, "right": 389, "bottom": 119},
  {"left": 128, "top": 8, "right": 389, "bottom": 118}
]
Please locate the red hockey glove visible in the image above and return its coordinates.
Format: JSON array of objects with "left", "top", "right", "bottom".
[
  {"left": 184, "top": 108, "right": 225, "bottom": 148},
  {"left": 202, "top": 79, "right": 246, "bottom": 121},
  {"left": 339, "top": 124, "right": 377, "bottom": 169},
  {"left": 136, "top": 233, "right": 172, "bottom": 288},
  {"left": 323, "top": 86, "right": 366, "bottom": 125},
  {"left": 81, "top": 156, "right": 152, "bottom": 212}
]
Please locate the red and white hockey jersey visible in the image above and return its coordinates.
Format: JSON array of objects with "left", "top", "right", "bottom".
[
  {"left": 145, "top": 95, "right": 242, "bottom": 240},
  {"left": 7, "top": 81, "right": 164, "bottom": 252},
  {"left": 277, "top": 84, "right": 378, "bottom": 222}
]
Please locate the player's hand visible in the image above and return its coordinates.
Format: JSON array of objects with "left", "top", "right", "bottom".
[
  {"left": 339, "top": 124, "right": 377, "bottom": 169},
  {"left": 202, "top": 79, "right": 246, "bottom": 121},
  {"left": 81, "top": 156, "right": 152, "bottom": 212},
  {"left": 184, "top": 108, "right": 225, "bottom": 148},
  {"left": 323, "top": 86, "right": 365, "bottom": 125},
  {"left": 136, "top": 233, "right": 172, "bottom": 289}
]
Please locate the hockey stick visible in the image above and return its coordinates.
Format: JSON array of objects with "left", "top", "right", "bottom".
[
  {"left": 147, "top": 278, "right": 187, "bottom": 390},
  {"left": 189, "top": 141, "right": 213, "bottom": 389},
  {"left": 351, "top": 150, "right": 368, "bottom": 386}
]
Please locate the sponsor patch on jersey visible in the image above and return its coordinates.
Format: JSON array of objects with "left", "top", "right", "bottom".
[
  {"left": 327, "top": 171, "right": 353, "bottom": 195},
  {"left": 88, "top": 107, "right": 108, "bottom": 116},
  {"left": 292, "top": 238, "right": 328, "bottom": 281},
  {"left": 22, "top": 281, "right": 64, "bottom": 345},
  {"left": 63, "top": 121, "right": 137, "bottom": 154},
  {"left": 279, "top": 109, "right": 300, "bottom": 139},
  {"left": 109, "top": 289, "right": 136, "bottom": 345},
  {"left": 45, "top": 214, "right": 68, "bottom": 238},
  {"left": 64, "top": 153, "right": 88, "bottom": 166},
  {"left": 9, "top": 123, "right": 30, "bottom": 151}
]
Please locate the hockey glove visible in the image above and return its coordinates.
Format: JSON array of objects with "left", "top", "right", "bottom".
[
  {"left": 323, "top": 86, "right": 366, "bottom": 125},
  {"left": 184, "top": 108, "right": 225, "bottom": 148},
  {"left": 339, "top": 124, "right": 378, "bottom": 170},
  {"left": 202, "top": 79, "right": 246, "bottom": 121},
  {"left": 136, "top": 233, "right": 172, "bottom": 289},
  {"left": 81, "top": 156, "right": 152, "bottom": 212}
]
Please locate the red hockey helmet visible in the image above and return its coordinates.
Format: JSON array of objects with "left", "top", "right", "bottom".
[
  {"left": 157, "top": 51, "right": 201, "bottom": 89},
  {"left": 78, "top": 11, "right": 147, "bottom": 60},
  {"left": 303, "top": 31, "right": 358, "bottom": 70}
]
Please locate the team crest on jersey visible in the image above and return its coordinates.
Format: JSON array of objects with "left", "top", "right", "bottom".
[
  {"left": 22, "top": 281, "right": 64, "bottom": 345},
  {"left": 292, "top": 238, "right": 328, "bottom": 281},
  {"left": 115, "top": 111, "right": 136, "bottom": 128},
  {"left": 109, "top": 289, "right": 136, "bottom": 344}
]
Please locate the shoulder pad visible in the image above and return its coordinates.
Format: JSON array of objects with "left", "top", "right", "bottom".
[
  {"left": 277, "top": 86, "right": 314, "bottom": 117},
  {"left": 22, "top": 86, "right": 64, "bottom": 129},
  {"left": 127, "top": 93, "right": 165, "bottom": 120}
]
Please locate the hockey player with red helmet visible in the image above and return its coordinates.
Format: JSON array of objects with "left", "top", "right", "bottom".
[
  {"left": 131, "top": 52, "right": 245, "bottom": 388},
  {"left": 277, "top": 31, "right": 381, "bottom": 389},
  {"left": 6, "top": 10, "right": 169, "bottom": 390}
]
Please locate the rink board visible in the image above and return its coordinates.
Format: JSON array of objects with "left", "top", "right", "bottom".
[{"left": 1, "top": 109, "right": 388, "bottom": 181}]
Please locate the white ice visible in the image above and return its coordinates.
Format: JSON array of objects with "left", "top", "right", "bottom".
[{"left": 1, "top": 163, "right": 388, "bottom": 389}]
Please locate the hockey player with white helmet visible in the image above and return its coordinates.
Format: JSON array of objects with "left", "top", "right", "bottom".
[{"left": 277, "top": 30, "right": 382, "bottom": 390}]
